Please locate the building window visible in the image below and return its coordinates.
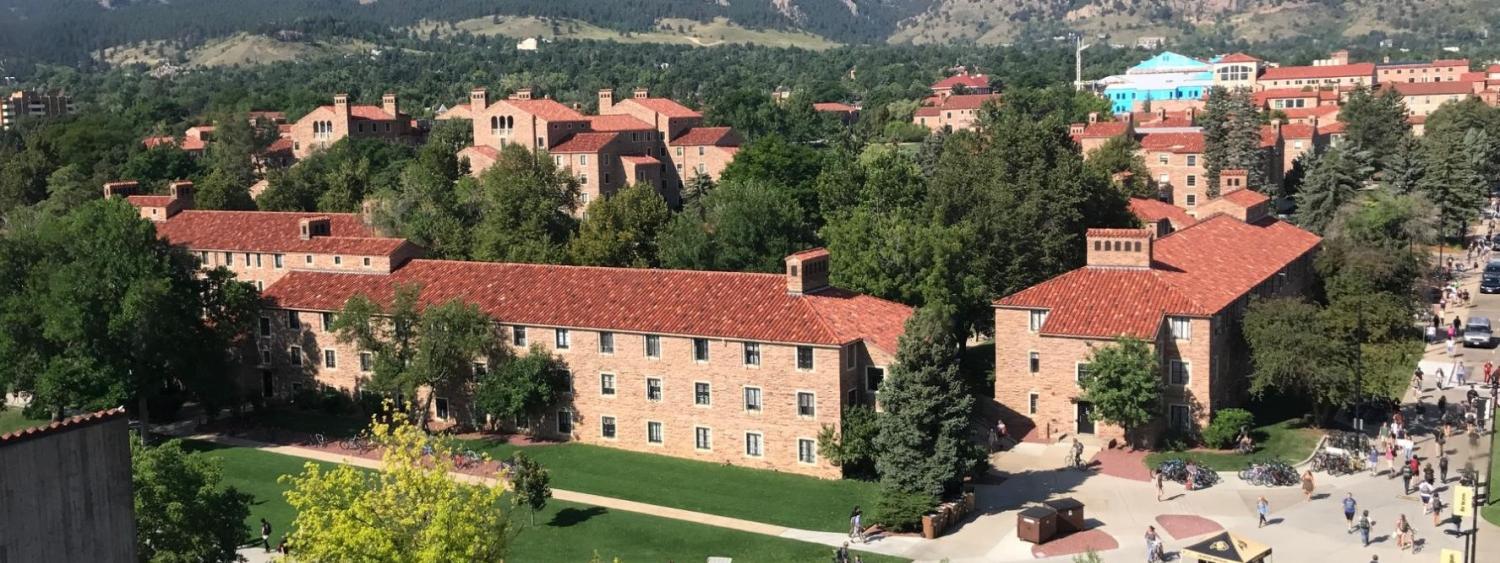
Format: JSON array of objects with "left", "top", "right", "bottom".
[
  {"left": 513, "top": 326, "right": 527, "bottom": 347},
  {"left": 224, "top": 252, "right": 233, "bottom": 266},
  {"left": 601, "top": 416, "right": 617, "bottom": 438},
  {"left": 360, "top": 352, "right": 373, "bottom": 373},
  {"left": 1158, "top": 154, "right": 1168, "bottom": 165},
  {"left": 695, "top": 427, "right": 711, "bottom": 450},
  {"left": 646, "top": 377, "right": 662, "bottom": 402},
  {"left": 599, "top": 332, "right": 614, "bottom": 354},
  {"left": 259, "top": 348, "right": 271, "bottom": 366},
  {"left": 274, "top": 254, "right": 284, "bottom": 269},
  {"left": 797, "top": 392, "right": 815, "bottom": 417},
  {"left": 1186, "top": 175, "right": 1197, "bottom": 187},
  {"left": 305, "top": 255, "right": 313, "bottom": 265},
  {"left": 433, "top": 397, "right": 449, "bottom": 421},
  {"left": 743, "top": 342, "right": 761, "bottom": 366},
  {"left": 744, "top": 433, "right": 763, "bottom": 457},
  {"left": 846, "top": 346, "right": 857, "bottom": 369},
  {"left": 1186, "top": 155, "right": 1197, "bottom": 166},
  {"left": 557, "top": 409, "right": 573, "bottom": 434},
  {"left": 289, "top": 346, "right": 303, "bottom": 366},
  {"left": 333, "top": 256, "right": 342, "bottom": 266},
  {"left": 1029, "top": 351, "right": 1040, "bottom": 374},
  {"left": 287, "top": 311, "right": 300, "bottom": 329},
  {"left": 676, "top": 146, "right": 684, "bottom": 156},
  {"left": 1169, "top": 404, "right": 1191, "bottom": 431},
  {"left": 647, "top": 422, "right": 663, "bottom": 444},
  {"left": 580, "top": 154, "right": 588, "bottom": 166},
  {"left": 1169, "top": 317, "right": 1192, "bottom": 340},
  {"left": 323, "top": 349, "right": 337, "bottom": 369},
  {"left": 601, "top": 373, "right": 616, "bottom": 395},
  {"left": 259, "top": 316, "right": 271, "bottom": 337},
  {"left": 695, "top": 382, "right": 711, "bottom": 406},
  {"left": 1028, "top": 310, "right": 1048, "bottom": 332},
  {"left": 796, "top": 346, "right": 814, "bottom": 370},
  {"left": 253, "top": 254, "right": 262, "bottom": 268},
  {"left": 321, "top": 312, "right": 335, "bottom": 331},
  {"left": 1075, "top": 362, "right": 1091, "bottom": 382},
  {"left": 555, "top": 328, "right": 570, "bottom": 350},
  {"left": 693, "top": 338, "right": 709, "bottom": 362},
  {"left": 1169, "top": 360, "right": 1191, "bottom": 385},
  {"left": 363, "top": 257, "right": 372, "bottom": 267},
  {"left": 645, "top": 335, "right": 661, "bottom": 358},
  {"left": 1028, "top": 392, "right": 1039, "bottom": 415},
  {"left": 744, "top": 387, "right": 762, "bottom": 412},
  {"left": 866, "top": 367, "right": 885, "bottom": 392},
  {"left": 1185, "top": 194, "right": 1197, "bottom": 207},
  {"left": 798, "top": 438, "right": 816, "bottom": 464}
]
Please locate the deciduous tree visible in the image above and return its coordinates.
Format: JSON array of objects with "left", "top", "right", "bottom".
[
  {"left": 1078, "top": 337, "right": 1161, "bottom": 446},
  {"left": 473, "top": 344, "right": 570, "bottom": 432},
  {"left": 508, "top": 451, "right": 552, "bottom": 526},
  {"left": 469, "top": 144, "right": 579, "bottom": 264},
  {"left": 657, "top": 177, "right": 813, "bottom": 273},
  {"left": 132, "top": 438, "right": 252, "bottom": 563},
  {"left": 567, "top": 182, "right": 671, "bottom": 267}
]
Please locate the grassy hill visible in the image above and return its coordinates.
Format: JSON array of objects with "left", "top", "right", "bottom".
[
  {"left": 411, "top": 16, "right": 840, "bottom": 50},
  {"left": 99, "top": 33, "right": 375, "bottom": 68}
]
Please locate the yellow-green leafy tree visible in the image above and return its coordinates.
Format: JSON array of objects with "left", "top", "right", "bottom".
[{"left": 280, "top": 408, "right": 515, "bottom": 562}]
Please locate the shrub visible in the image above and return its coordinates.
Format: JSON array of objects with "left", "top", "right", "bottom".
[
  {"left": 317, "top": 388, "right": 354, "bottom": 415},
  {"left": 1202, "top": 408, "right": 1255, "bottom": 450},
  {"left": 873, "top": 488, "right": 936, "bottom": 532}
]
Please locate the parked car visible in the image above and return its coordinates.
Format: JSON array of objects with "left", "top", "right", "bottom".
[
  {"left": 1484, "top": 273, "right": 1500, "bottom": 294},
  {"left": 1465, "top": 317, "right": 1493, "bottom": 348}
]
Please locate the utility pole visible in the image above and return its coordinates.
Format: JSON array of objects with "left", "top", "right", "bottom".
[
  {"left": 1074, "top": 35, "right": 1092, "bottom": 92},
  {"left": 1353, "top": 301, "right": 1365, "bottom": 431}
]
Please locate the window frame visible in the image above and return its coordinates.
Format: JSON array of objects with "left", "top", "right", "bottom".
[
  {"left": 694, "top": 426, "right": 712, "bottom": 451},
  {"left": 743, "top": 386, "right": 763, "bottom": 412},
  {"left": 555, "top": 328, "right": 571, "bottom": 350},
  {"left": 693, "top": 338, "right": 709, "bottom": 362},
  {"left": 796, "top": 346, "right": 814, "bottom": 371},
  {"left": 646, "top": 377, "right": 663, "bottom": 402},
  {"left": 796, "top": 391, "right": 815, "bottom": 417},
  {"left": 1169, "top": 359, "right": 1191, "bottom": 386},
  {"left": 742, "top": 342, "right": 761, "bottom": 367},
  {"left": 645, "top": 335, "right": 661, "bottom": 358},
  {"left": 797, "top": 438, "right": 817, "bottom": 464},
  {"left": 323, "top": 349, "right": 337, "bottom": 369},
  {"left": 1028, "top": 310, "right": 1048, "bottom": 332},
  {"left": 1028, "top": 351, "right": 1040, "bottom": 374},
  {"left": 865, "top": 366, "right": 885, "bottom": 393},
  {"left": 601, "top": 416, "right": 617, "bottom": 439},
  {"left": 646, "top": 421, "right": 664, "bottom": 445},
  {"left": 1028, "top": 392, "right": 1039, "bottom": 415},
  {"left": 556, "top": 409, "right": 573, "bottom": 434},
  {"left": 513, "top": 326, "right": 528, "bottom": 347},
  {"left": 744, "top": 432, "right": 764, "bottom": 458},
  {"left": 694, "top": 381, "right": 711, "bottom": 406},
  {"left": 289, "top": 345, "right": 303, "bottom": 366},
  {"left": 600, "top": 373, "right": 617, "bottom": 396},
  {"left": 599, "top": 332, "right": 614, "bottom": 355},
  {"left": 1169, "top": 317, "right": 1193, "bottom": 340}
]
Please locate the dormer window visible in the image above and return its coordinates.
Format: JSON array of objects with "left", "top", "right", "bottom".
[{"left": 1028, "top": 310, "right": 1048, "bottom": 332}]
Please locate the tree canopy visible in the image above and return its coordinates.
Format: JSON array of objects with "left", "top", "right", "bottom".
[
  {"left": 1078, "top": 337, "right": 1162, "bottom": 445},
  {"left": 132, "top": 438, "right": 253, "bottom": 563}
]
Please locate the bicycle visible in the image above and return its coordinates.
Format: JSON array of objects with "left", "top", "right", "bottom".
[
  {"left": 454, "top": 449, "right": 483, "bottom": 469},
  {"left": 312, "top": 433, "right": 327, "bottom": 447}
]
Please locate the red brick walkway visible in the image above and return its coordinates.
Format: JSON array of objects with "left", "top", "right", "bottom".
[
  {"left": 1030, "top": 529, "right": 1119, "bottom": 558},
  {"left": 1091, "top": 448, "right": 1153, "bottom": 482},
  {"left": 1155, "top": 514, "right": 1222, "bottom": 540}
]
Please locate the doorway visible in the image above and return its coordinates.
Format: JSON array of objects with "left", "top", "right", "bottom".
[
  {"left": 261, "top": 371, "right": 274, "bottom": 398},
  {"left": 1076, "top": 401, "right": 1095, "bottom": 435}
]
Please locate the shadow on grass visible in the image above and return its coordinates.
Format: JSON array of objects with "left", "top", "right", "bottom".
[{"left": 548, "top": 506, "right": 607, "bottom": 527}]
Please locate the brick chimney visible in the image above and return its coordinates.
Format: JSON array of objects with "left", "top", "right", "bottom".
[
  {"left": 633, "top": 87, "right": 650, "bottom": 99},
  {"left": 1087, "top": 112, "right": 1099, "bottom": 124},
  {"left": 382, "top": 92, "right": 398, "bottom": 117},
  {"left": 102, "top": 180, "right": 139, "bottom": 198},
  {"left": 470, "top": 87, "right": 489, "bottom": 114},
  {"left": 598, "top": 89, "right": 614, "bottom": 113},
  {"left": 1220, "top": 169, "right": 1249, "bottom": 194},
  {"left": 333, "top": 93, "right": 350, "bottom": 117},
  {"left": 1070, "top": 123, "right": 1086, "bottom": 136},
  {"left": 298, "top": 216, "right": 332, "bottom": 240},
  {"left": 513, "top": 88, "right": 533, "bottom": 101},
  {"left": 168, "top": 180, "right": 195, "bottom": 208},
  {"left": 785, "top": 248, "right": 831, "bottom": 295},
  {"left": 1086, "top": 228, "right": 1154, "bottom": 268}
]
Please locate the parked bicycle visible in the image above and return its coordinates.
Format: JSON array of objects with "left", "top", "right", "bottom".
[
  {"left": 454, "top": 449, "right": 484, "bottom": 469},
  {"left": 311, "top": 433, "right": 327, "bottom": 448},
  {"left": 340, "top": 430, "right": 375, "bottom": 453},
  {"left": 1157, "top": 459, "right": 1220, "bottom": 489},
  {"left": 1311, "top": 451, "right": 1357, "bottom": 475},
  {"left": 1238, "top": 461, "right": 1299, "bottom": 487}
]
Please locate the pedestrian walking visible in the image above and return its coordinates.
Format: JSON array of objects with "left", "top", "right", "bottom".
[
  {"left": 1368, "top": 446, "right": 1380, "bottom": 476},
  {"left": 260, "top": 518, "right": 273, "bottom": 552},
  {"left": 1424, "top": 462, "right": 1435, "bottom": 486},
  {"left": 1301, "top": 470, "right": 1315, "bottom": 501},
  {"left": 1396, "top": 514, "right": 1413, "bottom": 550},
  {"left": 848, "top": 506, "right": 863, "bottom": 543},
  {"left": 1357, "top": 510, "right": 1373, "bottom": 547},
  {"left": 1156, "top": 470, "right": 1165, "bottom": 502},
  {"left": 1439, "top": 455, "right": 1449, "bottom": 483},
  {"left": 1402, "top": 456, "right": 1415, "bottom": 494},
  {"left": 1186, "top": 460, "right": 1197, "bottom": 491},
  {"left": 1430, "top": 493, "right": 1443, "bottom": 526},
  {"left": 1343, "top": 493, "right": 1358, "bottom": 532},
  {"left": 1145, "top": 526, "right": 1164, "bottom": 562},
  {"left": 1457, "top": 361, "right": 1469, "bottom": 386},
  {"left": 1486, "top": 361, "right": 1495, "bottom": 386},
  {"left": 1257, "top": 496, "right": 1269, "bottom": 527},
  {"left": 1437, "top": 367, "right": 1448, "bottom": 390},
  {"left": 1419, "top": 480, "right": 1434, "bottom": 510}
]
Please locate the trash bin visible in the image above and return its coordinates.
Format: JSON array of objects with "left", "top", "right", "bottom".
[
  {"left": 1017, "top": 506, "right": 1058, "bottom": 544},
  {"left": 1043, "top": 497, "right": 1086, "bottom": 533}
]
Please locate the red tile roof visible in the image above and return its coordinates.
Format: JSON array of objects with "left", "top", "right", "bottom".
[
  {"left": 550, "top": 132, "right": 621, "bottom": 154},
  {"left": 1218, "top": 53, "right": 1261, "bottom": 64},
  {"left": 626, "top": 97, "right": 702, "bottom": 119},
  {"left": 262, "top": 259, "right": 913, "bottom": 354},
  {"left": 142, "top": 135, "right": 175, "bottom": 149},
  {"left": 1140, "top": 132, "right": 1204, "bottom": 153},
  {"left": 504, "top": 99, "right": 588, "bottom": 122},
  {"left": 1129, "top": 198, "right": 1198, "bottom": 229},
  {"left": 670, "top": 127, "right": 741, "bottom": 147},
  {"left": 813, "top": 102, "right": 858, "bottom": 112},
  {"left": 588, "top": 114, "right": 654, "bottom": 131},
  {"left": 930, "top": 94, "right": 1000, "bottom": 111},
  {"left": 349, "top": 105, "right": 398, "bottom": 121},
  {"left": 1259, "top": 126, "right": 1280, "bottom": 148},
  {"left": 1388, "top": 81, "right": 1475, "bottom": 97},
  {"left": 1253, "top": 88, "right": 1322, "bottom": 106},
  {"left": 1261, "top": 63, "right": 1375, "bottom": 81},
  {"left": 1076, "top": 121, "right": 1131, "bottom": 139},
  {"left": 155, "top": 210, "right": 409, "bottom": 255},
  {"left": 620, "top": 155, "right": 660, "bottom": 165},
  {"left": 1222, "top": 189, "right": 1271, "bottom": 207},
  {"left": 1279, "top": 123, "right": 1317, "bottom": 138},
  {"left": 126, "top": 195, "right": 174, "bottom": 207},
  {"left": 1433, "top": 59, "right": 1470, "bottom": 67},
  {"left": 931, "top": 73, "right": 990, "bottom": 90},
  {"left": 0, "top": 408, "right": 127, "bottom": 446},
  {"left": 1281, "top": 105, "right": 1341, "bottom": 120},
  {"left": 437, "top": 104, "right": 473, "bottom": 120},
  {"left": 913, "top": 107, "right": 941, "bottom": 118},
  {"left": 263, "top": 138, "right": 293, "bottom": 155},
  {"left": 996, "top": 215, "right": 1320, "bottom": 338},
  {"left": 1321, "top": 121, "right": 1347, "bottom": 134}
]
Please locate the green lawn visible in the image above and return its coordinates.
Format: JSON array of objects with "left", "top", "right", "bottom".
[
  {"left": 1143, "top": 419, "right": 1322, "bottom": 471},
  {"left": 1484, "top": 429, "right": 1500, "bottom": 527},
  {"left": 0, "top": 409, "right": 47, "bottom": 434},
  {"left": 459, "top": 438, "right": 882, "bottom": 532},
  {"left": 187, "top": 441, "right": 906, "bottom": 562}
]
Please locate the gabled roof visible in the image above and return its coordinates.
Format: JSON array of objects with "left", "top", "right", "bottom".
[
  {"left": 1321, "top": 121, "right": 1348, "bottom": 134},
  {"left": 1075, "top": 121, "right": 1130, "bottom": 139},
  {"left": 1222, "top": 189, "right": 1271, "bottom": 207},
  {"left": 1261, "top": 63, "right": 1376, "bottom": 81},
  {"left": 262, "top": 259, "right": 913, "bottom": 354},
  {"left": 1140, "top": 132, "right": 1204, "bottom": 153},
  {"left": 1129, "top": 197, "right": 1198, "bottom": 229},
  {"left": 931, "top": 72, "right": 990, "bottom": 90},
  {"left": 1388, "top": 81, "right": 1475, "bottom": 97},
  {"left": 588, "top": 114, "right": 654, "bottom": 132},
  {"left": 1281, "top": 105, "right": 1341, "bottom": 120},
  {"left": 813, "top": 102, "right": 858, "bottom": 112},
  {"left": 996, "top": 215, "right": 1321, "bottom": 339},
  {"left": 502, "top": 99, "right": 588, "bottom": 122},
  {"left": 929, "top": 94, "right": 999, "bottom": 111},
  {"left": 623, "top": 97, "right": 702, "bottom": 119},
  {"left": 349, "top": 106, "right": 399, "bottom": 121},
  {"left": 155, "top": 210, "right": 409, "bottom": 256},
  {"left": 620, "top": 155, "right": 660, "bottom": 165},
  {"left": 550, "top": 132, "right": 622, "bottom": 154},
  {"left": 127, "top": 195, "right": 174, "bottom": 207},
  {"left": 1217, "top": 53, "right": 1261, "bottom": 64},
  {"left": 1279, "top": 123, "right": 1317, "bottom": 139},
  {"left": 670, "top": 127, "right": 741, "bottom": 147}
]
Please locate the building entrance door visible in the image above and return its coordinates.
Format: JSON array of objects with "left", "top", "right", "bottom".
[
  {"left": 1076, "top": 401, "right": 1095, "bottom": 435},
  {"left": 261, "top": 371, "right": 274, "bottom": 398}
]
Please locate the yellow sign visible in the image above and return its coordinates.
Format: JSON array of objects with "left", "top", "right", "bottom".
[
  {"left": 1453, "top": 485, "right": 1475, "bottom": 518},
  {"left": 1438, "top": 548, "right": 1463, "bottom": 563}
]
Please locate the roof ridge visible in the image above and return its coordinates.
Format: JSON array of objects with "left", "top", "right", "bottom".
[
  {"left": 0, "top": 407, "right": 127, "bottom": 445},
  {"left": 794, "top": 293, "right": 846, "bottom": 348},
  {"left": 406, "top": 258, "right": 786, "bottom": 280}
]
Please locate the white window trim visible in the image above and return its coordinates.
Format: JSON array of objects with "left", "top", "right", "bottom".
[
  {"left": 743, "top": 431, "right": 765, "bottom": 458},
  {"left": 795, "top": 346, "right": 815, "bottom": 372},
  {"left": 1169, "top": 359, "right": 1192, "bottom": 386},
  {"left": 646, "top": 420, "right": 664, "bottom": 446},
  {"left": 555, "top": 328, "right": 570, "bottom": 350},
  {"left": 289, "top": 345, "right": 303, "bottom": 366},
  {"left": 1169, "top": 403, "right": 1191, "bottom": 431},
  {"left": 323, "top": 348, "right": 338, "bottom": 370},
  {"left": 598, "top": 332, "right": 614, "bottom": 355},
  {"left": 600, "top": 415, "right": 618, "bottom": 440},
  {"left": 646, "top": 376, "right": 663, "bottom": 403},
  {"left": 600, "top": 373, "right": 617, "bottom": 397},
  {"left": 645, "top": 335, "right": 661, "bottom": 359},
  {"left": 359, "top": 351, "right": 373, "bottom": 373},
  {"left": 742, "top": 342, "right": 761, "bottom": 368},
  {"left": 1028, "top": 310, "right": 1048, "bottom": 333},
  {"left": 556, "top": 408, "right": 574, "bottom": 435},
  {"left": 865, "top": 366, "right": 885, "bottom": 393},
  {"left": 743, "top": 385, "right": 763, "bottom": 413},
  {"left": 1028, "top": 392, "right": 1039, "bottom": 415},
  {"left": 1169, "top": 316, "right": 1193, "bottom": 341},
  {"left": 693, "top": 338, "right": 710, "bottom": 363},
  {"left": 1074, "top": 361, "right": 1091, "bottom": 383},
  {"left": 795, "top": 390, "right": 817, "bottom": 418},
  {"left": 693, "top": 425, "right": 713, "bottom": 451},
  {"left": 1028, "top": 350, "right": 1039, "bottom": 374},
  {"left": 797, "top": 437, "right": 818, "bottom": 465},
  {"left": 693, "top": 380, "right": 712, "bottom": 408}
]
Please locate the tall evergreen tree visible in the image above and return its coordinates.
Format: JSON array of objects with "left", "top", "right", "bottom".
[
  {"left": 1202, "top": 87, "right": 1265, "bottom": 196},
  {"left": 1339, "top": 86, "right": 1409, "bottom": 170},
  {"left": 1419, "top": 129, "right": 1488, "bottom": 244},
  {"left": 1294, "top": 146, "right": 1372, "bottom": 234}
]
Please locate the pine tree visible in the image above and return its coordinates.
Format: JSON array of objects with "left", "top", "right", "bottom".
[
  {"left": 873, "top": 301, "right": 979, "bottom": 500},
  {"left": 1419, "top": 129, "right": 1488, "bottom": 244},
  {"left": 1293, "top": 146, "right": 1372, "bottom": 234},
  {"left": 1202, "top": 87, "right": 1264, "bottom": 196},
  {"left": 1339, "top": 86, "right": 1409, "bottom": 170}
]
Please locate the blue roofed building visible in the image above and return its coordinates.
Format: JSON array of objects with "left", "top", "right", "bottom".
[{"left": 1100, "top": 52, "right": 1215, "bottom": 114}]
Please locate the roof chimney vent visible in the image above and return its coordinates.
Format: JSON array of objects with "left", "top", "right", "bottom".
[
  {"left": 785, "top": 248, "right": 831, "bottom": 295},
  {"left": 1086, "top": 229, "right": 1154, "bottom": 268},
  {"left": 298, "top": 216, "right": 332, "bottom": 240}
]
